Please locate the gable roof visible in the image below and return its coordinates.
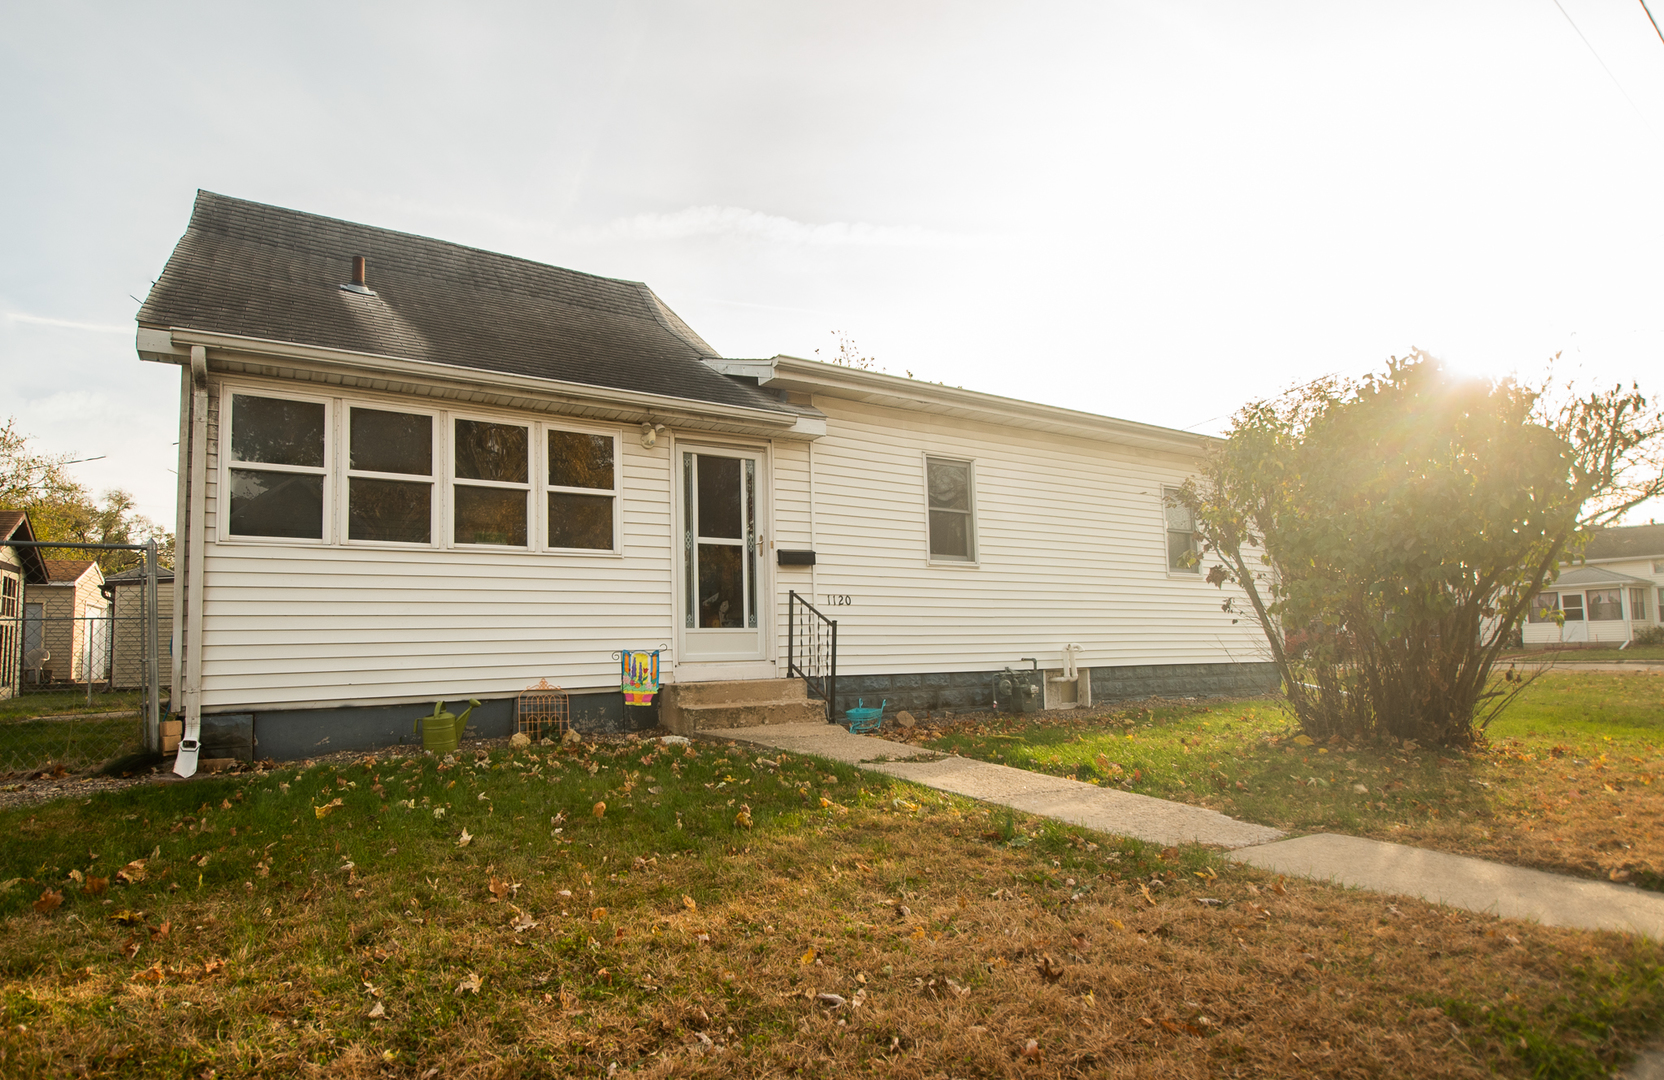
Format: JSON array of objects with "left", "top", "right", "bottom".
[
  {"left": 39, "top": 559, "right": 104, "bottom": 586},
  {"left": 137, "top": 191, "right": 792, "bottom": 416},
  {"left": 1582, "top": 523, "right": 1664, "bottom": 563},
  {"left": 0, "top": 510, "right": 49, "bottom": 582}
]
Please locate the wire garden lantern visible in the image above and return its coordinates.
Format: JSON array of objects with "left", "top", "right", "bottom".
[{"left": 516, "top": 679, "right": 570, "bottom": 741}]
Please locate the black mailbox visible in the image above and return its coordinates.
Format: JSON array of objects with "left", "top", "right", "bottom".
[{"left": 777, "top": 549, "right": 817, "bottom": 566}]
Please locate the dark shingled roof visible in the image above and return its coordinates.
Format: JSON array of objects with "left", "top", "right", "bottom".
[
  {"left": 1583, "top": 522, "right": 1664, "bottom": 562},
  {"left": 0, "top": 510, "right": 49, "bottom": 582},
  {"left": 137, "top": 191, "right": 790, "bottom": 415}
]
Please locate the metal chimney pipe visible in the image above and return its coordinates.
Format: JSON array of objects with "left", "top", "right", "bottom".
[{"left": 351, "top": 256, "right": 367, "bottom": 287}]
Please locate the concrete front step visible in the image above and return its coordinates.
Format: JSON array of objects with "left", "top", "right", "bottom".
[
  {"left": 667, "top": 679, "right": 808, "bottom": 707},
  {"left": 659, "top": 679, "right": 825, "bottom": 734},
  {"left": 685, "top": 699, "right": 827, "bottom": 731}
]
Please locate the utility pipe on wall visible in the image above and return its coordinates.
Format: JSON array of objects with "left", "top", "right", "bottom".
[{"left": 174, "top": 346, "right": 209, "bottom": 777}]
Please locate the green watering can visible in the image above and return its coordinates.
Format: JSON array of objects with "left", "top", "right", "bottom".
[{"left": 415, "top": 699, "right": 482, "bottom": 755}]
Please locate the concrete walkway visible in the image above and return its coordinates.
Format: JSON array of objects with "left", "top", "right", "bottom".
[{"left": 702, "top": 722, "right": 1664, "bottom": 940}]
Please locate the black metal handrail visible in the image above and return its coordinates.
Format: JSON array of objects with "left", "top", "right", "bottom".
[{"left": 787, "top": 590, "right": 836, "bottom": 720}]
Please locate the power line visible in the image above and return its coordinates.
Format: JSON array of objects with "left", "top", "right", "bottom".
[
  {"left": 1640, "top": 0, "right": 1664, "bottom": 48},
  {"left": 1551, "top": 0, "right": 1664, "bottom": 148}
]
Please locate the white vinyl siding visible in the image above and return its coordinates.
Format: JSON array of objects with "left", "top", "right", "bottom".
[
  {"left": 769, "top": 396, "right": 1264, "bottom": 677},
  {"left": 195, "top": 379, "right": 671, "bottom": 710}
]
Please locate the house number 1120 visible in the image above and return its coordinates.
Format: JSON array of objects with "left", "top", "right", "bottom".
[{"left": 825, "top": 595, "right": 853, "bottom": 606}]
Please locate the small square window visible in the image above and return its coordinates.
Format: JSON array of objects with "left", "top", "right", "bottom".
[
  {"left": 1163, "top": 487, "right": 1198, "bottom": 572},
  {"left": 226, "top": 393, "right": 327, "bottom": 540},
  {"left": 925, "top": 457, "right": 974, "bottom": 561},
  {"left": 1560, "top": 593, "right": 1584, "bottom": 621}
]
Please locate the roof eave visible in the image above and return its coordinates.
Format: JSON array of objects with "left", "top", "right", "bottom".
[
  {"left": 741, "top": 354, "right": 1214, "bottom": 455},
  {"left": 140, "top": 326, "right": 818, "bottom": 439}
]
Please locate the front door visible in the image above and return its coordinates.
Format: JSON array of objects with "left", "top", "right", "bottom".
[{"left": 680, "top": 447, "right": 766, "bottom": 664}]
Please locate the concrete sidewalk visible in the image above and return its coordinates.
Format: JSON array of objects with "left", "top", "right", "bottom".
[{"left": 702, "top": 722, "right": 1664, "bottom": 940}]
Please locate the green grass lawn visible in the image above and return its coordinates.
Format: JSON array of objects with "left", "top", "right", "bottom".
[
  {"left": 917, "top": 671, "right": 1664, "bottom": 890},
  {"left": 2, "top": 734, "right": 1662, "bottom": 1077},
  {"left": 0, "top": 690, "right": 145, "bottom": 776}
]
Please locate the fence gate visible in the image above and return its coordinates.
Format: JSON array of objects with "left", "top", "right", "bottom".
[{"left": 0, "top": 539, "right": 166, "bottom": 776}]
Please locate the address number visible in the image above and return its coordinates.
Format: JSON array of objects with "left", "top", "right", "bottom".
[{"left": 825, "top": 595, "right": 854, "bottom": 606}]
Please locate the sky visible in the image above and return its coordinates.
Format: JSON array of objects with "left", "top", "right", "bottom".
[{"left": 2, "top": 0, "right": 1662, "bottom": 529}]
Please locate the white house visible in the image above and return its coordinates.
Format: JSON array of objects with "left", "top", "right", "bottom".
[
  {"left": 1524, "top": 523, "right": 1664, "bottom": 647},
  {"left": 135, "top": 192, "right": 1270, "bottom": 760}
]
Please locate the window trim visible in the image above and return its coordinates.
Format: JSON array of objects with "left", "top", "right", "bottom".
[
  {"left": 215, "top": 381, "right": 625, "bottom": 556},
  {"left": 1162, "top": 485, "right": 1200, "bottom": 575},
  {"left": 341, "top": 404, "right": 441, "bottom": 549},
  {"left": 219, "top": 386, "right": 334, "bottom": 545},
  {"left": 923, "top": 454, "right": 977, "bottom": 565},
  {"left": 544, "top": 425, "right": 623, "bottom": 555}
]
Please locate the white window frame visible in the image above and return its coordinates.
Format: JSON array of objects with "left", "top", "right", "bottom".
[
  {"left": 923, "top": 454, "right": 977, "bottom": 565},
  {"left": 1162, "top": 485, "right": 1200, "bottom": 575},
  {"left": 448, "top": 411, "right": 535, "bottom": 551},
  {"left": 215, "top": 381, "right": 625, "bottom": 556},
  {"left": 544, "top": 423, "right": 624, "bottom": 556},
  {"left": 218, "top": 386, "right": 333, "bottom": 545},
  {"left": 340, "top": 404, "right": 441, "bottom": 549}
]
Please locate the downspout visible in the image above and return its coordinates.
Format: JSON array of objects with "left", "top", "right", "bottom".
[{"left": 174, "top": 345, "right": 209, "bottom": 777}]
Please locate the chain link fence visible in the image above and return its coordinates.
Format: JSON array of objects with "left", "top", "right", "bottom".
[{"left": 0, "top": 540, "right": 166, "bottom": 776}]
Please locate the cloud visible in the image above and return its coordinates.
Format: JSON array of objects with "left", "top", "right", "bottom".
[
  {"left": 4, "top": 312, "right": 130, "bottom": 334},
  {"left": 593, "top": 205, "right": 979, "bottom": 248}
]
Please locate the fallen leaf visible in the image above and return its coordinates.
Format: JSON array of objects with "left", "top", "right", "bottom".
[
  {"left": 800, "top": 947, "right": 818, "bottom": 965},
  {"left": 512, "top": 911, "right": 539, "bottom": 933},
  {"left": 115, "top": 859, "right": 147, "bottom": 885},
  {"left": 593, "top": 801, "right": 607, "bottom": 819},
  {"left": 367, "top": 1001, "right": 386, "bottom": 1018},
  {"left": 1036, "top": 954, "right": 1065, "bottom": 982},
  {"left": 454, "top": 971, "right": 483, "bottom": 995},
  {"left": 682, "top": 894, "right": 698, "bottom": 912},
  {"left": 83, "top": 876, "right": 108, "bottom": 896},
  {"left": 1292, "top": 735, "right": 1314, "bottom": 747},
  {"left": 202, "top": 959, "right": 225, "bottom": 976},
  {"left": 120, "top": 937, "right": 140, "bottom": 960},
  {"left": 489, "top": 877, "right": 510, "bottom": 902},
  {"left": 109, "top": 909, "right": 146, "bottom": 925},
  {"left": 130, "top": 962, "right": 164, "bottom": 984},
  {"left": 591, "top": 907, "right": 607, "bottom": 921},
  {"left": 151, "top": 921, "right": 172, "bottom": 940},
  {"left": 1021, "top": 1038, "right": 1041, "bottom": 1060},
  {"left": 735, "top": 806, "right": 753, "bottom": 829},
  {"left": 1271, "top": 877, "right": 1287, "bottom": 896},
  {"left": 457, "top": 828, "right": 473, "bottom": 847},
  {"left": 33, "top": 888, "right": 64, "bottom": 915},
  {"left": 816, "top": 992, "right": 847, "bottom": 1007},
  {"left": 1139, "top": 884, "right": 1156, "bottom": 906}
]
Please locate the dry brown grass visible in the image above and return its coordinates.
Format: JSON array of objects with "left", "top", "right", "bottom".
[{"left": 2, "top": 768, "right": 1661, "bottom": 1079}]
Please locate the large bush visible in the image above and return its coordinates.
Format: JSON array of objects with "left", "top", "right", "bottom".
[{"left": 1180, "top": 354, "right": 1663, "bottom": 748}]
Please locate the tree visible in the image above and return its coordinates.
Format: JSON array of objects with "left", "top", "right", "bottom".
[
  {"left": 1178, "top": 353, "right": 1664, "bottom": 749},
  {"left": 0, "top": 416, "right": 174, "bottom": 572}
]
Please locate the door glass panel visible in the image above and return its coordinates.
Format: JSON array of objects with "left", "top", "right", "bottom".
[
  {"left": 349, "top": 478, "right": 432, "bottom": 543},
  {"left": 454, "top": 486, "right": 527, "bottom": 546},
  {"left": 455, "top": 420, "right": 528, "bottom": 483},
  {"left": 548, "top": 492, "right": 613, "bottom": 549},
  {"left": 228, "top": 468, "right": 324, "bottom": 538},
  {"left": 697, "top": 544, "right": 744, "bottom": 627},
  {"left": 352, "top": 408, "right": 432, "bottom": 475},
  {"left": 230, "top": 395, "right": 324, "bottom": 467},
  {"left": 548, "top": 431, "right": 614, "bottom": 489},
  {"left": 745, "top": 458, "right": 757, "bottom": 627},
  {"left": 697, "top": 456, "right": 742, "bottom": 539}
]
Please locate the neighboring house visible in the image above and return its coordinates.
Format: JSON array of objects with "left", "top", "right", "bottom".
[
  {"left": 1, "top": 510, "right": 50, "bottom": 699},
  {"left": 1524, "top": 523, "right": 1664, "bottom": 646},
  {"left": 104, "top": 563, "right": 175, "bottom": 692},
  {"left": 26, "top": 559, "right": 109, "bottom": 685},
  {"left": 135, "top": 191, "right": 1271, "bottom": 760}
]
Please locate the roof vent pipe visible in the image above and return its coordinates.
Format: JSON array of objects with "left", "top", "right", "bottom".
[{"left": 340, "top": 256, "right": 375, "bottom": 296}]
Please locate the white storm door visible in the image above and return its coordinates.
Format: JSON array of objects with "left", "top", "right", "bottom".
[{"left": 680, "top": 448, "right": 765, "bottom": 662}]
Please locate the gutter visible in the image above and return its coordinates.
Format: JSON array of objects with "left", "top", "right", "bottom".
[
  {"left": 137, "top": 326, "right": 816, "bottom": 436},
  {"left": 713, "top": 354, "right": 1216, "bottom": 455}
]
